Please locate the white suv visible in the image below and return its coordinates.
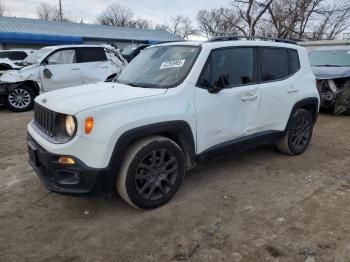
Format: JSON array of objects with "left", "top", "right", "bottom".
[
  {"left": 0, "top": 45, "right": 126, "bottom": 112},
  {"left": 27, "top": 37, "right": 320, "bottom": 209}
]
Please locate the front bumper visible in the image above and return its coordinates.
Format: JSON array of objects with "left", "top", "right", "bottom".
[{"left": 27, "top": 133, "right": 107, "bottom": 194}]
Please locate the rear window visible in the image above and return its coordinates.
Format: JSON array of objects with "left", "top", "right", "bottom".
[
  {"left": 260, "top": 47, "right": 289, "bottom": 82},
  {"left": 77, "top": 47, "right": 107, "bottom": 63}
]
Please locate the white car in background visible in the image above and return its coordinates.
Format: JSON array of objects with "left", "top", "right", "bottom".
[
  {"left": 0, "top": 44, "right": 127, "bottom": 112},
  {"left": 0, "top": 49, "right": 35, "bottom": 75}
]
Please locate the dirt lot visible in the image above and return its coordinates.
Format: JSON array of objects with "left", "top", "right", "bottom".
[{"left": 1, "top": 107, "right": 350, "bottom": 262}]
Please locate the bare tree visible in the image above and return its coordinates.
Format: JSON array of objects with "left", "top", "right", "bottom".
[
  {"left": 196, "top": 8, "right": 243, "bottom": 38},
  {"left": 309, "top": 0, "right": 350, "bottom": 40},
  {"left": 156, "top": 16, "right": 196, "bottom": 39},
  {"left": 0, "top": 0, "right": 6, "bottom": 16},
  {"left": 231, "top": 0, "right": 274, "bottom": 36},
  {"left": 36, "top": 1, "right": 76, "bottom": 22},
  {"left": 37, "top": 2, "right": 61, "bottom": 21},
  {"left": 129, "top": 18, "right": 152, "bottom": 29},
  {"left": 265, "top": 0, "right": 301, "bottom": 38},
  {"left": 98, "top": 2, "right": 134, "bottom": 27},
  {"left": 265, "top": 0, "right": 350, "bottom": 40},
  {"left": 97, "top": 2, "right": 152, "bottom": 29}
]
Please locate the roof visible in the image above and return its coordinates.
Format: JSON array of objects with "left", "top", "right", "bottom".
[
  {"left": 0, "top": 16, "right": 180, "bottom": 44},
  {"left": 160, "top": 39, "right": 302, "bottom": 50}
]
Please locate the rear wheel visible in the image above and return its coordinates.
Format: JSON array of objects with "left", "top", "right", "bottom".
[
  {"left": 117, "top": 136, "right": 186, "bottom": 209},
  {"left": 4, "top": 86, "right": 35, "bottom": 112},
  {"left": 277, "top": 109, "right": 313, "bottom": 155}
]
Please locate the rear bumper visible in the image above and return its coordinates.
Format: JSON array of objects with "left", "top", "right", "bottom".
[{"left": 27, "top": 133, "right": 108, "bottom": 194}]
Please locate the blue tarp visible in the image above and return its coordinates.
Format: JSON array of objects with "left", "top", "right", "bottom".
[{"left": 0, "top": 32, "right": 83, "bottom": 45}]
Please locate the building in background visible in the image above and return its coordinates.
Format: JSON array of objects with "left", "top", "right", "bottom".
[
  {"left": 0, "top": 16, "right": 180, "bottom": 50},
  {"left": 299, "top": 39, "right": 350, "bottom": 51}
]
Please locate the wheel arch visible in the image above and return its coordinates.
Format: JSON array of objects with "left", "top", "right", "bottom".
[
  {"left": 109, "top": 121, "right": 196, "bottom": 169},
  {"left": 103, "top": 120, "right": 196, "bottom": 193},
  {"left": 285, "top": 97, "right": 319, "bottom": 131},
  {"left": 6, "top": 80, "right": 40, "bottom": 96}
]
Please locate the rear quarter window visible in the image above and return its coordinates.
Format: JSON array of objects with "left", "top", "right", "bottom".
[
  {"left": 288, "top": 49, "right": 300, "bottom": 74},
  {"left": 77, "top": 47, "right": 107, "bottom": 63}
]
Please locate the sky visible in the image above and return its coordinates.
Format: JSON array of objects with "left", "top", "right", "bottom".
[{"left": 2, "top": 0, "right": 231, "bottom": 24}]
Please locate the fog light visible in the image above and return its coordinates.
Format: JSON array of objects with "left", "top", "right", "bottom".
[{"left": 58, "top": 156, "right": 75, "bottom": 165}]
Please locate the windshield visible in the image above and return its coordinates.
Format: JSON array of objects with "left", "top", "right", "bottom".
[
  {"left": 118, "top": 45, "right": 200, "bottom": 88},
  {"left": 309, "top": 50, "right": 350, "bottom": 67},
  {"left": 23, "top": 48, "right": 52, "bottom": 64},
  {"left": 121, "top": 45, "right": 139, "bottom": 56}
]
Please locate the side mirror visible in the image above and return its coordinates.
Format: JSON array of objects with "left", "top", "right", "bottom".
[
  {"left": 208, "top": 74, "right": 229, "bottom": 94},
  {"left": 43, "top": 68, "right": 53, "bottom": 78}
]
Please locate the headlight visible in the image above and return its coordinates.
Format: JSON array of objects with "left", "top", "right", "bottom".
[{"left": 65, "top": 115, "right": 76, "bottom": 136}]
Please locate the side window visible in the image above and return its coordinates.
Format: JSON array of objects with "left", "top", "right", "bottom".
[
  {"left": 77, "top": 47, "right": 107, "bottom": 63},
  {"left": 9, "top": 51, "right": 28, "bottom": 60},
  {"left": 288, "top": 49, "right": 300, "bottom": 74},
  {"left": 198, "top": 47, "right": 255, "bottom": 88},
  {"left": 47, "top": 49, "right": 76, "bottom": 65},
  {"left": 260, "top": 47, "right": 289, "bottom": 82}
]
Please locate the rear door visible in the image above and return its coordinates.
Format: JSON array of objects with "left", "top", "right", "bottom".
[
  {"left": 40, "top": 48, "right": 83, "bottom": 92},
  {"left": 76, "top": 47, "right": 112, "bottom": 84},
  {"left": 257, "top": 47, "right": 301, "bottom": 132},
  {"left": 195, "top": 47, "right": 261, "bottom": 153}
]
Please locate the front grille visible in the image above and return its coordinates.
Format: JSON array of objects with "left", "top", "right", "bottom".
[{"left": 34, "top": 103, "right": 56, "bottom": 137}]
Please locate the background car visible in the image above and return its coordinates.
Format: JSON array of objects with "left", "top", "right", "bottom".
[
  {"left": 0, "top": 44, "right": 127, "bottom": 112},
  {"left": 309, "top": 46, "right": 350, "bottom": 115},
  {"left": 121, "top": 44, "right": 150, "bottom": 62}
]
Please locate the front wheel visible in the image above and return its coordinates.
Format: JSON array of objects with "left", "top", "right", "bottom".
[
  {"left": 117, "top": 136, "right": 186, "bottom": 209},
  {"left": 277, "top": 109, "right": 314, "bottom": 155},
  {"left": 4, "top": 86, "right": 35, "bottom": 112}
]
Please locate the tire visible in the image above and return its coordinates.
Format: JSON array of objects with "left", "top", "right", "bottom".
[
  {"left": 277, "top": 109, "right": 314, "bottom": 156},
  {"left": 4, "top": 85, "right": 35, "bottom": 112},
  {"left": 117, "top": 136, "right": 186, "bottom": 209}
]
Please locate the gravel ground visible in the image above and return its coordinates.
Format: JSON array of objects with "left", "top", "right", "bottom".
[{"left": 1, "top": 106, "right": 350, "bottom": 262}]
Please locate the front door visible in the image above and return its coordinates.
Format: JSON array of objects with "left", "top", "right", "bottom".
[
  {"left": 40, "top": 49, "right": 83, "bottom": 92},
  {"left": 195, "top": 47, "right": 261, "bottom": 153}
]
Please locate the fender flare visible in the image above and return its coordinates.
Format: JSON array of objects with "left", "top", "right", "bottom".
[
  {"left": 102, "top": 121, "right": 196, "bottom": 192},
  {"left": 285, "top": 97, "right": 319, "bottom": 132},
  {"left": 108, "top": 120, "right": 196, "bottom": 167}
]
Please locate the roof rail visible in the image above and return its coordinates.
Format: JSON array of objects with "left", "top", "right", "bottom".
[
  {"left": 152, "top": 40, "right": 187, "bottom": 45},
  {"left": 208, "top": 35, "right": 297, "bottom": 45}
]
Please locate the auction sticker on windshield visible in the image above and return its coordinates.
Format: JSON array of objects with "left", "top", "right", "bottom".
[{"left": 160, "top": 59, "right": 185, "bottom": 69}]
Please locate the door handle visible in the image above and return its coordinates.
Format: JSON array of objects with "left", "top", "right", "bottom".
[
  {"left": 287, "top": 87, "right": 299, "bottom": 93},
  {"left": 71, "top": 68, "right": 80, "bottom": 71},
  {"left": 100, "top": 66, "right": 109, "bottom": 69},
  {"left": 241, "top": 94, "right": 258, "bottom": 101}
]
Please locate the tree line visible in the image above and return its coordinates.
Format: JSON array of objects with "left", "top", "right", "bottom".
[{"left": 1, "top": 0, "right": 349, "bottom": 40}]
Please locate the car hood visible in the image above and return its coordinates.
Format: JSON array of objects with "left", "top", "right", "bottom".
[
  {"left": 312, "top": 66, "right": 350, "bottom": 80},
  {"left": 35, "top": 82, "right": 168, "bottom": 115}
]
